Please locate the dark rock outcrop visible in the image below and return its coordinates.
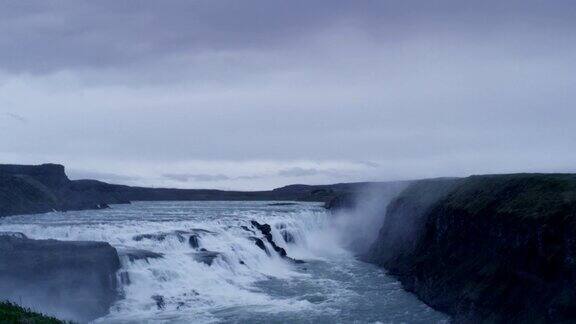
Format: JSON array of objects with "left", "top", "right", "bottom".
[
  {"left": 0, "top": 164, "right": 68, "bottom": 188},
  {"left": 0, "top": 231, "right": 27, "bottom": 239},
  {"left": 365, "top": 174, "right": 576, "bottom": 323},
  {"left": 0, "top": 171, "right": 61, "bottom": 216},
  {"left": 250, "top": 237, "right": 269, "bottom": 254},
  {"left": 151, "top": 295, "right": 166, "bottom": 310},
  {"left": 133, "top": 229, "right": 211, "bottom": 249},
  {"left": 0, "top": 164, "right": 129, "bottom": 217},
  {"left": 189, "top": 235, "right": 200, "bottom": 248},
  {"left": 118, "top": 247, "right": 164, "bottom": 263},
  {"left": 276, "top": 224, "right": 295, "bottom": 243},
  {"left": 251, "top": 220, "right": 288, "bottom": 258},
  {"left": 0, "top": 235, "right": 121, "bottom": 323},
  {"left": 133, "top": 232, "right": 179, "bottom": 242},
  {"left": 190, "top": 250, "right": 221, "bottom": 266},
  {"left": 250, "top": 220, "right": 305, "bottom": 263}
]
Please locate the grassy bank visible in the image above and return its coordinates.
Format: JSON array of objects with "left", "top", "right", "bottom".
[{"left": 0, "top": 301, "right": 65, "bottom": 324}]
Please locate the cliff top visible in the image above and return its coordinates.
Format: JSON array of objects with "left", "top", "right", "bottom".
[
  {"left": 439, "top": 173, "right": 576, "bottom": 219},
  {"left": 0, "top": 163, "right": 69, "bottom": 187}
]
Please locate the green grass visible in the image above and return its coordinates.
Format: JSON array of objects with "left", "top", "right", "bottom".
[
  {"left": 442, "top": 173, "right": 576, "bottom": 219},
  {"left": 0, "top": 301, "right": 67, "bottom": 324}
]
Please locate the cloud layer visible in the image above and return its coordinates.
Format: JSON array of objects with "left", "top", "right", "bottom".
[{"left": 0, "top": 1, "right": 575, "bottom": 189}]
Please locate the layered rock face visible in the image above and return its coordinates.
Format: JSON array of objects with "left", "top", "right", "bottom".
[
  {"left": 0, "top": 234, "right": 121, "bottom": 323},
  {"left": 364, "top": 174, "right": 576, "bottom": 323}
]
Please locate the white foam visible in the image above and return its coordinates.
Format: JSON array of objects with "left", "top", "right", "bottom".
[{"left": 0, "top": 202, "right": 338, "bottom": 322}]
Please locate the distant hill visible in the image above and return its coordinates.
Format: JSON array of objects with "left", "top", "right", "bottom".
[{"left": 0, "top": 163, "right": 393, "bottom": 217}]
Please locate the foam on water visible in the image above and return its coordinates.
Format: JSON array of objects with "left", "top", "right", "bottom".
[{"left": 0, "top": 201, "right": 448, "bottom": 323}]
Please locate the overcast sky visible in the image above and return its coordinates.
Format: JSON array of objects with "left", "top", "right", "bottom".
[{"left": 1, "top": 1, "right": 575, "bottom": 190}]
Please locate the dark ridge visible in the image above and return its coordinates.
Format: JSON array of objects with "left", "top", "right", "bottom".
[{"left": 0, "top": 163, "right": 391, "bottom": 218}]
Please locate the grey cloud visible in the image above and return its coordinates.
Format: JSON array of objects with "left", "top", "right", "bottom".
[
  {"left": 1, "top": 1, "right": 575, "bottom": 74},
  {"left": 277, "top": 167, "right": 343, "bottom": 178},
  {"left": 67, "top": 169, "right": 139, "bottom": 182},
  {"left": 235, "top": 175, "right": 267, "bottom": 180},
  {"left": 357, "top": 161, "right": 380, "bottom": 168},
  {"left": 3, "top": 112, "right": 28, "bottom": 123},
  {"left": 164, "top": 168, "right": 350, "bottom": 183},
  {"left": 163, "top": 173, "right": 230, "bottom": 182},
  {"left": 0, "top": 1, "right": 575, "bottom": 190}
]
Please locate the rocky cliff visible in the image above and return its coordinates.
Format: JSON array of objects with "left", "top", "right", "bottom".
[
  {"left": 361, "top": 174, "right": 576, "bottom": 323},
  {"left": 0, "top": 233, "right": 121, "bottom": 323},
  {"left": 0, "top": 164, "right": 128, "bottom": 217}
]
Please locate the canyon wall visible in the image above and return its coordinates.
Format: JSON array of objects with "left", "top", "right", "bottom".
[{"left": 355, "top": 174, "right": 576, "bottom": 323}]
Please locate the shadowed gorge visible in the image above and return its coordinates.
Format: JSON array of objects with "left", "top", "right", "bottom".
[{"left": 327, "top": 173, "right": 576, "bottom": 323}]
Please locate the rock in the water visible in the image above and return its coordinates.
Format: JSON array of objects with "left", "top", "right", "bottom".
[
  {"left": 251, "top": 220, "right": 288, "bottom": 257},
  {"left": 133, "top": 233, "right": 169, "bottom": 242},
  {"left": 274, "top": 224, "right": 295, "bottom": 244},
  {"left": 119, "top": 270, "right": 131, "bottom": 285},
  {"left": 134, "top": 229, "right": 213, "bottom": 245},
  {"left": 281, "top": 230, "right": 295, "bottom": 243},
  {"left": 241, "top": 225, "right": 255, "bottom": 234},
  {"left": 249, "top": 220, "right": 305, "bottom": 263},
  {"left": 188, "top": 235, "right": 200, "bottom": 249},
  {"left": 118, "top": 247, "right": 164, "bottom": 263},
  {"left": 0, "top": 231, "right": 27, "bottom": 239},
  {"left": 151, "top": 295, "right": 165, "bottom": 310},
  {"left": 0, "top": 235, "right": 120, "bottom": 323},
  {"left": 250, "top": 237, "right": 269, "bottom": 255},
  {"left": 190, "top": 250, "right": 221, "bottom": 266},
  {"left": 251, "top": 220, "right": 272, "bottom": 235}
]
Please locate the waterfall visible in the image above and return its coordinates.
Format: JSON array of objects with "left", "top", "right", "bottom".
[
  {"left": 0, "top": 202, "right": 344, "bottom": 322},
  {"left": 0, "top": 201, "right": 448, "bottom": 323}
]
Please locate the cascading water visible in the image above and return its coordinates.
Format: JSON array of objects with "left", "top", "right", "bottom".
[{"left": 0, "top": 201, "right": 448, "bottom": 323}]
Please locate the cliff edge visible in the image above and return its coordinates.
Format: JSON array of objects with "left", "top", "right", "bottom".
[
  {"left": 0, "top": 234, "right": 121, "bottom": 322},
  {"left": 364, "top": 174, "right": 576, "bottom": 323}
]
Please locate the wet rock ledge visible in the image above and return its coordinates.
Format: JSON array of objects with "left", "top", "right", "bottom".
[{"left": 0, "top": 233, "right": 121, "bottom": 323}]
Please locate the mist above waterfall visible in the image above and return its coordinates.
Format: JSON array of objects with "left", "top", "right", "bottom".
[{"left": 327, "top": 182, "right": 409, "bottom": 254}]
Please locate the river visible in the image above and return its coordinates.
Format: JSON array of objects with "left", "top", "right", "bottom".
[{"left": 0, "top": 201, "right": 447, "bottom": 323}]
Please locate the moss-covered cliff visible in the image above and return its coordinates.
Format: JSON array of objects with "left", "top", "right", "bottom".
[{"left": 366, "top": 174, "right": 576, "bottom": 323}]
